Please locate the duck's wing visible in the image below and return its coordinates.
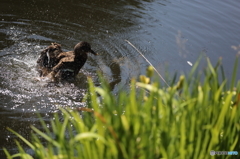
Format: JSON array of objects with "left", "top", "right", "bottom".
[
  {"left": 52, "top": 55, "right": 75, "bottom": 72},
  {"left": 37, "top": 49, "right": 48, "bottom": 66},
  {"left": 37, "top": 49, "right": 55, "bottom": 68},
  {"left": 57, "top": 51, "right": 73, "bottom": 60},
  {"left": 38, "top": 45, "right": 63, "bottom": 66},
  {"left": 36, "top": 49, "right": 48, "bottom": 76}
]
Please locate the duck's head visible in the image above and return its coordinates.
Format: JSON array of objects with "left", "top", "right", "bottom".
[{"left": 74, "top": 41, "right": 98, "bottom": 56}]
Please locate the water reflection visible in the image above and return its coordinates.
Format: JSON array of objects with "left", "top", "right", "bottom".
[{"left": 1, "top": 0, "right": 240, "bottom": 157}]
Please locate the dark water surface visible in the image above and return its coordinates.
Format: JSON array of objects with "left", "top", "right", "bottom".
[{"left": 1, "top": 0, "right": 240, "bottom": 157}]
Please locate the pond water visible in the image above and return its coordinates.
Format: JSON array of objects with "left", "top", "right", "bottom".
[{"left": 0, "top": 0, "right": 240, "bottom": 157}]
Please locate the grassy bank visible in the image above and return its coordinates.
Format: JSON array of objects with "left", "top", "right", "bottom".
[{"left": 4, "top": 57, "right": 240, "bottom": 159}]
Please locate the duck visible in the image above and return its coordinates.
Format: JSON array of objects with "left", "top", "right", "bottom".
[
  {"left": 47, "top": 41, "right": 97, "bottom": 81},
  {"left": 36, "top": 43, "right": 63, "bottom": 77}
]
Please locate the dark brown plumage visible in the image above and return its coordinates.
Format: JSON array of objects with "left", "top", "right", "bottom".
[{"left": 45, "top": 41, "right": 97, "bottom": 81}]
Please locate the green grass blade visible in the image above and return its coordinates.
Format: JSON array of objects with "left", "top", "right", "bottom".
[
  {"left": 7, "top": 127, "right": 35, "bottom": 150},
  {"left": 3, "top": 148, "right": 12, "bottom": 159},
  {"left": 30, "top": 126, "right": 60, "bottom": 147}
]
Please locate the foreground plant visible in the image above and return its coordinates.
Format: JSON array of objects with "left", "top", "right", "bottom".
[{"left": 4, "top": 57, "right": 240, "bottom": 159}]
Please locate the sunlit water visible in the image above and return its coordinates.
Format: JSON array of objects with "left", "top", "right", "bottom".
[{"left": 1, "top": 0, "right": 240, "bottom": 157}]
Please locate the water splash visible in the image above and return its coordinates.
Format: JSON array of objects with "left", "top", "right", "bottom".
[{"left": 0, "top": 27, "right": 90, "bottom": 113}]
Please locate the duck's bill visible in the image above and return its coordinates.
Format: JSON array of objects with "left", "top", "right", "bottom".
[{"left": 90, "top": 50, "right": 98, "bottom": 55}]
